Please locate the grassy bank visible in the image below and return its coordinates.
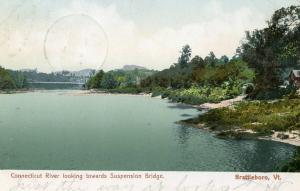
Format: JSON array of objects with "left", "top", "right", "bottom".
[
  {"left": 90, "top": 82, "right": 244, "bottom": 105},
  {"left": 100, "top": 87, "right": 146, "bottom": 94},
  {"left": 182, "top": 97, "right": 300, "bottom": 135},
  {"left": 180, "top": 96, "right": 300, "bottom": 171},
  {"left": 151, "top": 84, "right": 243, "bottom": 105}
]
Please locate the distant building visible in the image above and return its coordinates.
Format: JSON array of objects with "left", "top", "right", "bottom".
[{"left": 289, "top": 70, "right": 300, "bottom": 88}]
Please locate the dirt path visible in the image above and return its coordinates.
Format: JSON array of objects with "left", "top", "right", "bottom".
[{"left": 197, "top": 95, "right": 246, "bottom": 110}]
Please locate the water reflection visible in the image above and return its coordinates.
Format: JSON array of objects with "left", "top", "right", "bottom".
[
  {"left": 230, "top": 140, "right": 295, "bottom": 171},
  {"left": 174, "top": 125, "right": 296, "bottom": 171},
  {"left": 181, "top": 113, "right": 193, "bottom": 117},
  {"left": 28, "top": 82, "right": 83, "bottom": 90},
  {"left": 167, "top": 102, "right": 195, "bottom": 110},
  {"left": 176, "top": 125, "right": 192, "bottom": 145}
]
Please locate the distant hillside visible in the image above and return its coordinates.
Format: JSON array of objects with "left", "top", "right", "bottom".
[
  {"left": 70, "top": 69, "right": 95, "bottom": 77},
  {"left": 122, "top": 65, "right": 147, "bottom": 71}
]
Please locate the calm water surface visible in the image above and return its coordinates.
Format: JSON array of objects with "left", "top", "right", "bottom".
[{"left": 0, "top": 90, "right": 296, "bottom": 171}]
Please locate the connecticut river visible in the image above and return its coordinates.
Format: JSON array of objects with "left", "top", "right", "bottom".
[{"left": 0, "top": 90, "right": 296, "bottom": 171}]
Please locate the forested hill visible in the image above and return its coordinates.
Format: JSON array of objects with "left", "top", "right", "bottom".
[{"left": 122, "top": 65, "right": 147, "bottom": 71}]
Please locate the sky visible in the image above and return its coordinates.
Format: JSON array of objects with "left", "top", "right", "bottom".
[{"left": 0, "top": 0, "right": 299, "bottom": 73}]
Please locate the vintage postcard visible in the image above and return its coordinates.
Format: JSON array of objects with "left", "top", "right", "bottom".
[{"left": 0, "top": 0, "right": 300, "bottom": 190}]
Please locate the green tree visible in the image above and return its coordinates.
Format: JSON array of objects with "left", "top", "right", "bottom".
[
  {"left": 219, "top": 55, "right": 229, "bottom": 64},
  {"left": 0, "top": 66, "right": 16, "bottom": 89},
  {"left": 9, "top": 70, "right": 28, "bottom": 88},
  {"left": 86, "top": 70, "right": 104, "bottom": 89},
  {"left": 239, "top": 5, "right": 300, "bottom": 98},
  {"left": 204, "top": 51, "right": 218, "bottom": 67},
  {"left": 101, "top": 73, "right": 118, "bottom": 89},
  {"left": 178, "top": 44, "right": 192, "bottom": 68},
  {"left": 190, "top": 55, "right": 205, "bottom": 69}
]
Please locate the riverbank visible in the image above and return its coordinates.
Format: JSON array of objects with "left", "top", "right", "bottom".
[
  {"left": 0, "top": 89, "right": 34, "bottom": 94},
  {"left": 181, "top": 96, "right": 300, "bottom": 147},
  {"left": 196, "top": 95, "right": 245, "bottom": 110},
  {"left": 259, "top": 131, "right": 300, "bottom": 147},
  {"left": 60, "top": 89, "right": 152, "bottom": 97}
]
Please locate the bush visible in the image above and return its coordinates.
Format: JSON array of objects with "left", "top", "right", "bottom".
[
  {"left": 248, "top": 86, "right": 295, "bottom": 100},
  {"left": 0, "top": 66, "right": 17, "bottom": 90},
  {"left": 244, "top": 83, "right": 254, "bottom": 94},
  {"left": 105, "top": 87, "right": 143, "bottom": 94},
  {"left": 160, "top": 82, "right": 244, "bottom": 105},
  {"left": 186, "top": 98, "right": 300, "bottom": 133},
  {"left": 151, "top": 87, "right": 167, "bottom": 97}
]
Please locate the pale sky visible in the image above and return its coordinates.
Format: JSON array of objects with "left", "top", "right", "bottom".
[{"left": 0, "top": 0, "right": 299, "bottom": 72}]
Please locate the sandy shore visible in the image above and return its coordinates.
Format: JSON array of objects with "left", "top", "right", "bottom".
[
  {"left": 197, "top": 95, "right": 246, "bottom": 110},
  {"left": 259, "top": 131, "right": 300, "bottom": 146},
  {"left": 0, "top": 89, "right": 35, "bottom": 94}
]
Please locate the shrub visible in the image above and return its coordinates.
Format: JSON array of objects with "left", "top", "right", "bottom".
[{"left": 187, "top": 98, "right": 300, "bottom": 133}]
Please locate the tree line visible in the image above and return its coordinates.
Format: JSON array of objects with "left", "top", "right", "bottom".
[
  {"left": 0, "top": 66, "right": 28, "bottom": 90},
  {"left": 140, "top": 5, "right": 300, "bottom": 100},
  {"left": 86, "top": 68, "right": 156, "bottom": 90}
]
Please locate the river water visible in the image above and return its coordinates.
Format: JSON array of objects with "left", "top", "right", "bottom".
[{"left": 0, "top": 90, "right": 295, "bottom": 171}]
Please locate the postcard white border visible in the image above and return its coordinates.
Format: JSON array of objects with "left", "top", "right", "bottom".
[{"left": 0, "top": 170, "right": 299, "bottom": 191}]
